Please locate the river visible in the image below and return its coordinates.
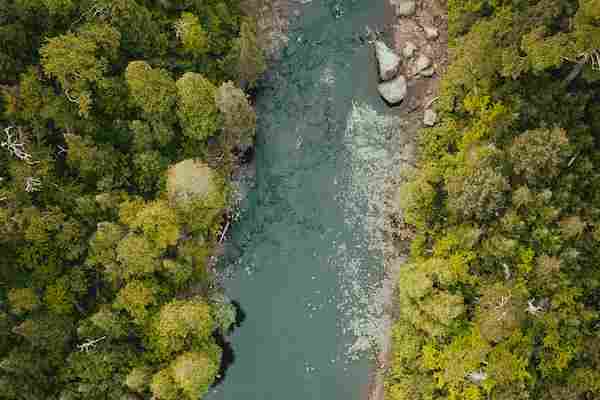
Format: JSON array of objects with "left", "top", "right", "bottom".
[{"left": 208, "top": 1, "right": 403, "bottom": 399}]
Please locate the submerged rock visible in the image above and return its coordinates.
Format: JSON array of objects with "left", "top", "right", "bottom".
[
  {"left": 375, "top": 41, "right": 401, "bottom": 81},
  {"left": 424, "top": 109, "right": 437, "bottom": 126},
  {"left": 378, "top": 75, "right": 407, "bottom": 104}
]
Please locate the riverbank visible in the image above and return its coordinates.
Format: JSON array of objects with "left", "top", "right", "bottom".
[{"left": 368, "top": 0, "right": 448, "bottom": 399}]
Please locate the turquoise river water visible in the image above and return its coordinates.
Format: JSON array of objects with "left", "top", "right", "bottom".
[{"left": 208, "top": 1, "right": 404, "bottom": 399}]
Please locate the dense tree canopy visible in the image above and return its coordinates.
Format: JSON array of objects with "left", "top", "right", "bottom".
[
  {"left": 0, "top": 0, "right": 262, "bottom": 398},
  {"left": 387, "top": 0, "right": 600, "bottom": 399}
]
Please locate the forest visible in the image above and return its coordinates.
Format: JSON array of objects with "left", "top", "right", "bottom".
[
  {"left": 0, "top": 1, "right": 265, "bottom": 399},
  {"left": 386, "top": 0, "right": 600, "bottom": 399}
]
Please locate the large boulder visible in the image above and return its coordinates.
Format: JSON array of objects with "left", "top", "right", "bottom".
[
  {"left": 375, "top": 41, "right": 401, "bottom": 81},
  {"left": 378, "top": 75, "right": 407, "bottom": 105}
]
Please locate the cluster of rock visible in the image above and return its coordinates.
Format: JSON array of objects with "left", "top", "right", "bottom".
[
  {"left": 374, "top": 0, "right": 439, "bottom": 126},
  {"left": 375, "top": 42, "right": 407, "bottom": 104}
]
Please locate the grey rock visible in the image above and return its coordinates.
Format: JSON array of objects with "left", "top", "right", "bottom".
[
  {"left": 402, "top": 41, "right": 417, "bottom": 58},
  {"left": 413, "top": 54, "right": 432, "bottom": 74},
  {"left": 374, "top": 41, "right": 401, "bottom": 81},
  {"left": 378, "top": 75, "right": 407, "bottom": 104},
  {"left": 419, "top": 66, "right": 435, "bottom": 77},
  {"left": 423, "top": 25, "right": 439, "bottom": 40},
  {"left": 395, "top": 0, "right": 416, "bottom": 16},
  {"left": 423, "top": 109, "right": 437, "bottom": 126}
]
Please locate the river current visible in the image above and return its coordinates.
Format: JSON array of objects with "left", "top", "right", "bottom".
[{"left": 208, "top": 1, "right": 404, "bottom": 398}]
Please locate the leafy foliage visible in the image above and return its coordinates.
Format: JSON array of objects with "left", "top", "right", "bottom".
[
  {"left": 387, "top": 1, "right": 600, "bottom": 399},
  {"left": 0, "top": 0, "right": 261, "bottom": 397}
]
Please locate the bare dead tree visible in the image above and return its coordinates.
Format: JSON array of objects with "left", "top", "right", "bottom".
[
  {"left": 526, "top": 298, "right": 544, "bottom": 316},
  {"left": 0, "top": 177, "right": 6, "bottom": 202},
  {"left": 466, "top": 370, "right": 488, "bottom": 384},
  {"left": 77, "top": 336, "right": 107, "bottom": 352},
  {"left": 70, "top": 1, "right": 110, "bottom": 27},
  {"left": 563, "top": 49, "right": 600, "bottom": 84},
  {"left": 219, "top": 221, "right": 231, "bottom": 243},
  {"left": 495, "top": 295, "right": 510, "bottom": 321},
  {"left": 24, "top": 177, "right": 42, "bottom": 193},
  {"left": 502, "top": 263, "right": 511, "bottom": 280},
  {"left": 2, "top": 126, "right": 33, "bottom": 163}
]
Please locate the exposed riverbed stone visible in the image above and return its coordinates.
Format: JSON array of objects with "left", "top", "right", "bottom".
[
  {"left": 375, "top": 41, "right": 401, "bottom": 81},
  {"left": 378, "top": 75, "right": 407, "bottom": 104},
  {"left": 394, "top": 0, "right": 416, "bottom": 16},
  {"left": 402, "top": 41, "right": 417, "bottom": 58},
  {"left": 419, "top": 66, "right": 435, "bottom": 77},
  {"left": 424, "top": 109, "right": 437, "bottom": 126},
  {"left": 413, "top": 53, "right": 432, "bottom": 75},
  {"left": 423, "top": 25, "right": 439, "bottom": 40}
]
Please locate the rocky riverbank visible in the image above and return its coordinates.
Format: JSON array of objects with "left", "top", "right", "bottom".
[{"left": 369, "top": 0, "right": 448, "bottom": 399}]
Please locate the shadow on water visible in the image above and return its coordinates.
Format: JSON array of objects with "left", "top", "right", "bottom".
[
  {"left": 231, "top": 300, "right": 247, "bottom": 329},
  {"left": 212, "top": 300, "right": 247, "bottom": 387},
  {"left": 213, "top": 333, "right": 236, "bottom": 386}
]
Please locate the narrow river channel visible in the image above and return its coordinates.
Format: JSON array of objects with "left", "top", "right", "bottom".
[{"left": 208, "top": 1, "right": 402, "bottom": 399}]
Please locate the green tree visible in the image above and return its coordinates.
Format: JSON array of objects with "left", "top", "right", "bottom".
[
  {"left": 150, "top": 298, "right": 215, "bottom": 357},
  {"left": 61, "top": 345, "right": 135, "bottom": 400},
  {"left": 129, "top": 199, "right": 180, "bottom": 250},
  {"left": 176, "top": 72, "right": 219, "bottom": 141},
  {"left": 150, "top": 368, "right": 179, "bottom": 400},
  {"left": 125, "top": 366, "right": 153, "bottom": 394},
  {"left": 87, "top": 222, "right": 127, "bottom": 282},
  {"left": 133, "top": 151, "right": 167, "bottom": 194},
  {"left": 175, "top": 12, "right": 210, "bottom": 59},
  {"left": 230, "top": 17, "right": 266, "bottom": 90},
  {"left": 44, "top": 277, "right": 76, "bottom": 315},
  {"left": 446, "top": 147, "right": 510, "bottom": 222},
  {"left": 114, "top": 279, "right": 159, "bottom": 323},
  {"left": 12, "top": 313, "right": 73, "bottom": 353},
  {"left": 125, "top": 61, "right": 177, "bottom": 120},
  {"left": 7, "top": 287, "right": 41, "bottom": 315},
  {"left": 40, "top": 23, "right": 120, "bottom": 116},
  {"left": 215, "top": 80, "right": 256, "bottom": 150},
  {"left": 474, "top": 283, "right": 527, "bottom": 343},
  {"left": 509, "top": 127, "right": 569, "bottom": 184},
  {"left": 171, "top": 351, "right": 219, "bottom": 400},
  {"left": 116, "top": 233, "right": 161, "bottom": 279},
  {"left": 84, "top": 306, "right": 130, "bottom": 339},
  {"left": 64, "top": 133, "right": 125, "bottom": 190}
]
